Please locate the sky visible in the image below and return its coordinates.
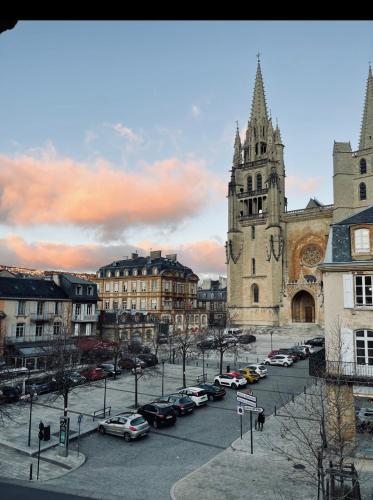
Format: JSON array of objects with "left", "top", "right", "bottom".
[{"left": 0, "top": 20, "right": 372, "bottom": 280}]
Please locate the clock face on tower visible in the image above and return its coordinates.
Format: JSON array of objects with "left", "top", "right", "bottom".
[{"left": 301, "top": 244, "right": 323, "bottom": 267}]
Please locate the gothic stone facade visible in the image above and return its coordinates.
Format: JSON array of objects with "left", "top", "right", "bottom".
[{"left": 227, "top": 61, "right": 373, "bottom": 328}]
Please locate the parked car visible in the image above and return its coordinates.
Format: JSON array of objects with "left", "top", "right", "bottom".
[
  {"left": 80, "top": 367, "right": 107, "bottom": 381},
  {"left": 288, "top": 346, "right": 308, "bottom": 359},
  {"left": 0, "top": 385, "right": 21, "bottom": 403},
  {"left": 67, "top": 371, "right": 87, "bottom": 386},
  {"left": 196, "top": 337, "right": 216, "bottom": 349},
  {"left": 157, "top": 335, "right": 169, "bottom": 345},
  {"left": 137, "top": 354, "right": 158, "bottom": 367},
  {"left": 119, "top": 357, "right": 146, "bottom": 370},
  {"left": 246, "top": 364, "right": 268, "bottom": 378},
  {"left": 197, "top": 383, "right": 226, "bottom": 401},
  {"left": 357, "top": 407, "right": 373, "bottom": 424},
  {"left": 159, "top": 394, "right": 195, "bottom": 416},
  {"left": 178, "top": 387, "right": 208, "bottom": 407},
  {"left": 305, "top": 337, "right": 325, "bottom": 347},
  {"left": 277, "top": 349, "right": 301, "bottom": 362},
  {"left": 300, "top": 344, "right": 316, "bottom": 354},
  {"left": 263, "top": 355, "right": 293, "bottom": 367},
  {"left": 25, "top": 375, "right": 58, "bottom": 394},
  {"left": 137, "top": 401, "right": 177, "bottom": 428},
  {"left": 236, "top": 334, "right": 256, "bottom": 344},
  {"left": 214, "top": 373, "right": 247, "bottom": 389},
  {"left": 97, "top": 364, "right": 122, "bottom": 377},
  {"left": 238, "top": 367, "right": 260, "bottom": 383},
  {"left": 98, "top": 412, "right": 150, "bottom": 441},
  {"left": 267, "top": 349, "right": 280, "bottom": 358}
]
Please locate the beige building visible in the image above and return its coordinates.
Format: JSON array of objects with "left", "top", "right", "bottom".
[
  {"left": 227, "top": 60, "right": 373, "bottom": 328},
  {"left": 94, "top": 250, "right": 207, "bottom": 332}
]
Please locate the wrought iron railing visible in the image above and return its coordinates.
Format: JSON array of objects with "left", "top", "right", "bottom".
[{"left": 309, "top": 352, "right": 373, "bottom": 382}]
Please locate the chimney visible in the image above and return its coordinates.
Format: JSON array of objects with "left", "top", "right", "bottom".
[
  {"left": 165, "top": 254, "right": 177, "bottom": 261},
  {"left": 150, "top": 250, "right": 162, "bottom": 259},
  {"left": 131, "top": 252, "right": 138, "bottom": 259}
]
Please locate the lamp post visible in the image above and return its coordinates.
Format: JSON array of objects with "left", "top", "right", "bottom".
[
  {"left": 161, "top": 360, "right": 165, "bottom": 397},
  {"left": 103, "top": 375, "right": 107, "bottom": 417},
  {"left": 27, "top": 388, "right": 35, "bottom": 447},
  {"left": 37, "top": 421, "right": 44, "bottom": 480}
]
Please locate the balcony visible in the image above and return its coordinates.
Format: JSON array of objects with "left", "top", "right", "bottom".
[
  {"left": 6, "top": 333, "right": 55, "bottom": 344},
  {"left": 29, "top": 313, "right": 59, "bottom": 322},
  {"left": 309, "top": 352, "right": 373, "bottom": 385},
  {"left": 73, "top": 313, "right": 99, "bottom": 322}
]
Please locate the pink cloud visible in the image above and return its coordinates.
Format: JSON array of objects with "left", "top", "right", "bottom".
[
  {"left": 0, "top": 152, "right": 224, "bottom": 237},
  {"left": 285, "top": 175, "right": 323, "bottom": 193},
  {"left": 0, "top": 235, "right": 226, "bottom": 276}
]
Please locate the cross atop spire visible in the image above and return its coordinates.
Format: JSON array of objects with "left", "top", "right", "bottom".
[
  {"left": 250, "top": 57, "right": 268, "bottom": 122},
  {"left": 359, "top": 64, "right": 373, "bottom": 150}
]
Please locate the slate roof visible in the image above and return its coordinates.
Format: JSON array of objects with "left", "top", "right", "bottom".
[
  {"left": 98, "top": 256, "right": 196, "bottom": 278},
  {"left": 335, "top": 206, "right": 373, "bottom": 225},
  {"left": 59, "top": 273, "right": 96, "bottom": 285},
  {"left": 0, "top": 277, "right": 69, "bottom": 300}
]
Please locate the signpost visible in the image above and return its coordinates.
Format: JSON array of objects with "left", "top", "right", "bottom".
[
  {"left": 77, "top": 414, "right": 83, "bottom": 456},
  {"left": 236, "top": 392, "right": 258, "bottom": 454},
  {"left": 59, "top": 416, "right": 70, "bottom": 457},
  {"left": 237, "top": 405, "right": 244, "bottom": 439}
]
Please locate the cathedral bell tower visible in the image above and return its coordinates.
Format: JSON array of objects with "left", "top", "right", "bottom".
[{"left": 227, "top": 56, "right": 286, "bottom": 326}]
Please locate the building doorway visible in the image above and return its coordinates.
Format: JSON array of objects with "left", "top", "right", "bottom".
[{"left": 292, "top": 291, "right": 315, "bottom": 323}]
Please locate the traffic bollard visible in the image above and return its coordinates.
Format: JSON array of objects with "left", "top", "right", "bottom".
[{"left": 29, "top": 463, "right": 33, "bottom": 480}]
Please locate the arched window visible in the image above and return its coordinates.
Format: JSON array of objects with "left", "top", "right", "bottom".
[
  {"left": 360, "top": 158, "right": 367, "bottom": 174},
  {"left": 260, "top": 142, "right": 267, "bottom": 154},
  {"left": 359, "top": 182, "right": 367, "bottom": 200},
  {"left": 256, "top": 174, "right": 262, "bottom": 191},
  {"left": 252, "top": 284, "right": 259, "bottom": 303},
  {"left": 252, "top": 258, "right": 256, "bottom": 276},
  {"left": 255, "top": 143, "right": 259, "bottom": 155},
  {"left": 354, "top": 228, "right": 370, "bottom": 253},
  {"left": 247, "top": 176, "right": 253, "bottom": 192}
]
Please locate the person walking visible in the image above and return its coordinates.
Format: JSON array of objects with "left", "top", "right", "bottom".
[
  {"left": 255, "top": 414, "right": 259, "bottom": 430},
  {"left": 257, "top": 410, "right": 265, "bottom": 431}
]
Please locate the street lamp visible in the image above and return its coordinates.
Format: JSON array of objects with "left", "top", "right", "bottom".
[
  {"left": 27, "top": 387, "right": 35, "bottom": 447},
  {"left": 103, "top": 374, "right": 107, "bottom": 417}
]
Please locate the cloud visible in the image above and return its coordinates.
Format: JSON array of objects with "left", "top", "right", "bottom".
[
  {"left": 285, "top": 175, "right": 324, "bottom": 194},
  {"left": 0, "top": 151, "right": 224, "bottom": 238},
  {"left": 191, "top": 105, "right": 201, "bottom": 118},
  {"left": 107, "top": 122, "right": 143, "bottom": 146},
  {"left": 0, "top": 235, "right": 226, "bottom": 276},
  {"left": 84, "top": 130, "right": 98, "bottom": 145}
]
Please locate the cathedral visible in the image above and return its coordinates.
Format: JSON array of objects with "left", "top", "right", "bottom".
[{"left": 226, "top": 59, "right": 373, "bottom": 327}]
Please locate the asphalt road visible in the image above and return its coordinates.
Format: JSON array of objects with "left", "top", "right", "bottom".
[
  {"left": 0, "top": 480, "right": 92, "bottom": 499},
  {"left": 44, "top": 359, "right": 312, "bottom": 500}
]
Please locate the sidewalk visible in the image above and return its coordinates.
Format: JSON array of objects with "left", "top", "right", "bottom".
[{"left": 171, "top": 392, "right": 373, "bottom": 500}]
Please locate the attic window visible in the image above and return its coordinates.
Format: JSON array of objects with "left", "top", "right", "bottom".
[{"left": 355, "top": 228, "right": 370, "bottom": 253}]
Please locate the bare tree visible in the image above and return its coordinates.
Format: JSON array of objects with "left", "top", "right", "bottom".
[{"left": 172, "top": 315, "right": 196, "bottom": 388}]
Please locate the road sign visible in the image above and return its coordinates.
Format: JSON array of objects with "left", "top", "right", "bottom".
[
  {"left": 237, "top": 388, "right": 252, "bottom": 396},
  {"left": 237, "top": 405, "right": 244, "bottom": 415},
  {"left": 236, "top": 391, "right": 257, "bottom": 403},
  {"left": 245, "top": 406, "right": 264, "bottom": 413},
  {"left": 237, "top": 396, "right": 256, "bottom": 406},
  {"left": 78, "top": 414, "right": 83, "bottom": 425}
]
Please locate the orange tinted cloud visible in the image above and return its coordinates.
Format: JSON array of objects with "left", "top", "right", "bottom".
[
  {"left": 0, "top": 235, "right": 226, "bottom": 276},
  {"left": 0, "top": 152, "right": 223, "bottom": 237}
]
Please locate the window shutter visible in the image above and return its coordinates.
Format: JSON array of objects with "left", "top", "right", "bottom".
[{"left": 343, "top": 274, "right": 354, "bottom": 308}]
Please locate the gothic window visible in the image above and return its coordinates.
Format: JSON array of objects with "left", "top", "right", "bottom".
[
  {"left": 258, "top": 197, "right": 263, "bottom": 212},
  {"left": 256, "top": 174, "right": 262, "bottom": 191},
  {"left": 301, "top": 244, "right": 323, "bottom": 267},
  {"left": 251, "top": 226, "right": 255, "bottom": 240},
  {"left": 255, "top": 143, "right": 259, "bottom": 155},
  {"left": 360, "top": 158, "right": 367, "bottom": 174},
  {"left": 252, "top": 284, "right": 259, "bottom": 303},
  {"left": 260, "top": 142, "right": 267, "bottom": 154},
  {"left": 252, "top": 258, "right": 256, "bottom": 276},
  {"left": 240, "top": 211, "right": 244, "bottom": 217},
  {"left": 354, "top": 228, "right": 370, "bottom": 253},
  {"left": 247, "top": 176, "right": 253, "bottom": 192},
  {"left": 359, "top": 182, "right": 367, "bottom": 200}
]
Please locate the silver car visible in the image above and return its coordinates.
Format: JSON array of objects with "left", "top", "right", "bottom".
[
  {"left": 98, "top": 412, "right": 150, "bottom": 441},
  {"left": 247, "top": 364, "right": 268, "bottom": 378}
]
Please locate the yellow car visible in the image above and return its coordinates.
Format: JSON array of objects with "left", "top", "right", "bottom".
[{"left": 239, "top": 367, "right": 260, "bottom": 383}]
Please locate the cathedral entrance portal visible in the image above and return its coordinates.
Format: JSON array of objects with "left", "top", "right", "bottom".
[{"left": 292, "top": 291, "right": 315, "bottom": 323}]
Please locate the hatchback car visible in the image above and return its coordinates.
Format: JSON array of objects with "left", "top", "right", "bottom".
[
  {"left": 119, "top": 357, "right": 146, "bottom": 370},
  {"left": 80, "top": 367, "right": 107, "bottom": 381},
  {"left": 137, "top": 354, "right": 158, "bottom": 367},
  {"left": 214, "top": 373, "right": 247, "bottom": 389},
  {"left": 160, "top": 394, "right": 195, "bottom": 416},
  {"left": 25, "top": 375, "right": 57, "bottom": 394},
  {"left": 98, "top": 412, "right": 150, "bottom": 441},
  {"left": 237, "top": 334, "right": 256, "bottom": 344},
  {"left": 305, "top": 337, "right": 325, "bottom": 347},
  {"left": 137, "top": 402, "right": 177, "bottom": 428},
  {"left": 277, "top": 349, "right": 301, "bottom": 362},
  {"left": 246, "top": 364, "right": 268, "bottom": 378},
  {"left": 178, "top": 387, "right": 208, "bottom": 407},
  {"left": 67, "top": 371, "right": 87, "bottom": 386},
  {"left": 97, "top": 363, "right": 122, "bottom": 377},
  {"left": 263, "top": 355, "right": 293, "bottom": 367},
  {"left": 238, "top": 368, "right": 261, "bottom": 383},
  {"left": 0, "top": 385, "right": 20, "bottom": 403},
  {"left": 197, "top": 383, "right": 226, "bottom": 401}
]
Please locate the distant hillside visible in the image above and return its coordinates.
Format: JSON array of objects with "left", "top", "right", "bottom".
[{"left": 0, "top": 265, "right": 96, "bottom": 282}]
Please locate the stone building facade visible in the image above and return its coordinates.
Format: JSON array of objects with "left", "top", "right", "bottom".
[{"left": 227, "top": 60, "right": 373, "bottom": 328}]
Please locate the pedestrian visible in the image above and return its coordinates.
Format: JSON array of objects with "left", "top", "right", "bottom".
[
  {"left": 255, "top": 414, "right": 259, "bottom": 430},
  {"left": 258, "top": 409, "right": 265, "bottom": 431}
]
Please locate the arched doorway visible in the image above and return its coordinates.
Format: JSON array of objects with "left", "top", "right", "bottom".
[{"left": 292, "top": 291, "right": 315, "bottom": 323}]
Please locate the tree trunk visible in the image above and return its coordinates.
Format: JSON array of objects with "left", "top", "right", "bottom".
[
  {"left": 64, "top": 389, "right": 68, "bottom": 417},
  {"left": 135, "top": 371, "right": 138, "bottom": 408},
  {"left": 182, "top": 353, "right": 186, "bottom": 388},
  {"left": 219, "top": 350, "right": 224, "bottom": 375}
]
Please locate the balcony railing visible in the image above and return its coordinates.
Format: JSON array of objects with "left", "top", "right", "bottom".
[
  {"left": 29, "top": 313, "right": 60, "bottom": 322},
  {"left": 73, "top": 313, "right": 99, "bottom": 322},
  {"left": 237, "top": 188, "right": 268, "bottom": 199},
  {"left": 309, "top": 352, "right": 373, "bottom": 383},
  {"left": 6, "top": 333, "right": 56, "bottom": 344},
  {"left": 239, "top": 212, "right": 267, "bottom": 221}
]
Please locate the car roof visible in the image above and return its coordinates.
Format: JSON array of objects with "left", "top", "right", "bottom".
[{"left": 181, "top": 386, "right": 204, "bottom": 392}]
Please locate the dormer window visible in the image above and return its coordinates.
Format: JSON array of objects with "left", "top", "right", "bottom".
[
  {"left": 76, "top": 285, "right": 82, "bottom": 295},
  {"left": 360, "top": 158, "right": 367, "bottom": 174},
  {"left": 142, "top": 268, "right": 147, "bottom": 276},
  {"left": 115, "top": 270, "right": 120, "bottom": 277},
  {"left": 133, "top": 269, "right": 138, "bottom": 276},
  {"left": 107, "top": 271, "right": 111, "bottom": 278},
  {"left": 87, "top": 286, "right": 94, "bottom": 296},
  {"left": 153, "top": 267, "right": 158, "bottom": 275},
  {"left": 355, "top": 228, "right": 370, "bottom": 253}
]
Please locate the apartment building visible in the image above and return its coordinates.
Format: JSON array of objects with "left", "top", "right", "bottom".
[
  {"left": 94, "top": 250, "right": 207, "bottom": 332},
  {"left": 197, "top": 277, "right": 227, "bottom": 327}
]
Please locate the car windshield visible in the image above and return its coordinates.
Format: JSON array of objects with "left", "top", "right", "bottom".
[
  {"left": 130, "top": 417, "right": 146, "bottom": 425},
  {"left": 180, "top": 397, "right": 191, "bottom": 403},
  {"left": 158, "top": 406, "right": 173, "bottom": 414}
]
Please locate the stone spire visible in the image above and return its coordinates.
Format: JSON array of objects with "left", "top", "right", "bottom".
[
  {"left": 233, "top": 122, "right": 242, "bottom": 167},
  {"left": 359, "top": 64, "right": 373, "bottom": 150},
  {"left": 250, "top": 56, "right": 268, "bottom": 122}
]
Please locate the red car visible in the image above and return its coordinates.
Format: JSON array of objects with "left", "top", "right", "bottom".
[
  {"left": 80, "top": 367, "right": 107, "bottom": 381},
  {"left": 268, "top": 350, "right": 280, "bottom": 358}
]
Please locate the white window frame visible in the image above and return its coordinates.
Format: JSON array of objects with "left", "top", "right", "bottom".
[
  {"left": 355, "top": 329, "right": 373, "bottom": 365},
  {"left": 355, "top": 275, "right": 373, "bottom": 306},
  {"left": 355, "top": 229, "right": 370, "bottom": 253}
]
